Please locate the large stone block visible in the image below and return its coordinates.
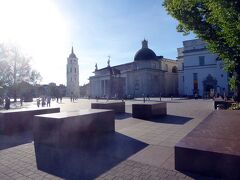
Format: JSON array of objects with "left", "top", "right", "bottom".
[
  {"left": 175, "top": 110, "right": 240, "bottom": 179},
  {"left": 34, "top": 109, "right": 115, "bottom": 147},
  {"left": 0, "top": 107, "right": 60, "bottom": 135},
  {"left": 132, "top": 102, "right": 167, "bottom": 119},
  {"left": 91, "top": 101, "right": 125, "bottom": 113}
]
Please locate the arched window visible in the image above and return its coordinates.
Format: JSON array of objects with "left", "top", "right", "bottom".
[{"left": 172, "top": 66, "right": 177, "bottom": 73}]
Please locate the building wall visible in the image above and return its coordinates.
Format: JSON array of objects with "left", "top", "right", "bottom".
[
  {"left": 89, "top": 59, "right": 178, "bottom": 98},
  {"left": 180, "top": 39, "right": 228, "bottom": 97},
  {"left": 126, "top": 69, "right": 165, "bottom": 97},
  {"left": 164, "top": 72, "right": 178, "bottom": 96}
]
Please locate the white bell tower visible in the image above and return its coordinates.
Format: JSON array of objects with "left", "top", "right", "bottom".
[{"left": 66, "top": 46, "right": 80, "bottom": 97}]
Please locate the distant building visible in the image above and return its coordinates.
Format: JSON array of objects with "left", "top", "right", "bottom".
[
  {"left": 80, "top": 83, "right": 90, "bottom": 97},
  {"left": 177, "top": 39, "right": 229, "bottom": 97},
  {"left": 66, "top": 47, "right": 80, "bottom": 97},
  {"left": 89, "top": 40, "right": 178, "bottom": 98}
]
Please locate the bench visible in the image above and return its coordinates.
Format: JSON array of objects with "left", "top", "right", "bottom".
[
  {"left": 0, "top": 107, "right": 60, "bottom": 135},
  {"left": 91, "top": 101, "right": 125, "bottom": 113},
  {"left": 33, "top": 109, "right": 115, "bottom": 147},
  {"left": 132, "top": 102, "right": 167, "bottom": 119},
  {"left": 175, "top": 110, "right": 240, "bottom": 179}
]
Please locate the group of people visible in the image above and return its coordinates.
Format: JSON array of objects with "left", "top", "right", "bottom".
[
  {"left": 56, "top": 96, "right": 63, "bottom": 103},
  {"left": 36, "top": 96, "right": 64, "bottom": 107},
  {"left": 70, "top": 96, "right": 77, "bottom": 102},
  {"left": 37, "top": 96, "right": 51, "bottom": 107}
]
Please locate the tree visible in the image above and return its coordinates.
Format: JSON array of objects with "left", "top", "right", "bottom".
[
  {"left": 48, "top": 83, "right": 59, "bottom": 97},
  {"left": 0, "top": 60, "right": 12, "bottom": 86},
  {"left": 163, "top": 0, "right": 240, "bottom": 101},
  {"left": 0, "top": 44, "right": 42, "bottom": 100},
  {"left": 30, "top": 70, "right": 42, "bottom": 85}
]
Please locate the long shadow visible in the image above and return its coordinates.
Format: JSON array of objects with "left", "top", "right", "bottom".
[
  {"left": 115, "top": 113, "right": 132, "bottom": 120},
  {"left": 178, "top": 171, "right": 218, "bottom": 180},
  {"left": 0, "top": 131, "right": 33, "bottom": 150},
  {"left": 164, "top": 101, "right": 183, "bottom": 104},
  {"left": 34, "top": 132, "right": 148, "bottom": 180},
  {"left": 151, "top": 115, "right": 193, "bottom": 125}
]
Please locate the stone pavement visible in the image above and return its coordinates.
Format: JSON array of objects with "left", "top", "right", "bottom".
[{"left": 0, "top": 98, "right": 218, "bottom": 179}]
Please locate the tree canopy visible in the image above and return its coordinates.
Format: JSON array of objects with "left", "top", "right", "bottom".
[
  {"left": 163, "top": 0, "right": 240, "bottom": 100},
  {"left": 0, "top": 44, "right": 42, "bottom": 87},
  {"left": 0, "top": 44, "right": 42, "bottom": 100}
]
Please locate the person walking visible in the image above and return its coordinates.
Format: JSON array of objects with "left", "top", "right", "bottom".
[
  {"left": 20, "top": 97, "right": 23, "bottom": 106},
  {"left": 37, "top": 98, "right": 40, "bottom": 107},
  {"left": 4, "top": 97, "right": 10, "bottom": 110},
  {"left": 41, "top": 97, "right": 45, "bottom": 107},
  {"left": 47, "top": 97, "right": 51, "bottom": 107}
]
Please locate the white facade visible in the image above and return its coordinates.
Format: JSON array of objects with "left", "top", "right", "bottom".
[
  {"left": 66, "top": 47, "right": 80, "bottom": 97},
  {"left": 178, "top": 39, "right": 229, "bottom": 97},
  {"left": 89, "top": 40, "right": 178, "bottom": 98}
]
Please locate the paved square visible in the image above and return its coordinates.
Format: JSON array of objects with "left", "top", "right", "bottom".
[{"left": 0, "top": 98, "right": 218, "bottom": 179}]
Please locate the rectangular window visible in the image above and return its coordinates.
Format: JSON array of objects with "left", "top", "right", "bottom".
[
  {"left": 193, "top": 73, "right": 198, "bottom": 80},
  {"left": 199, "top": 56, "right": 205, "bottom": 66}
]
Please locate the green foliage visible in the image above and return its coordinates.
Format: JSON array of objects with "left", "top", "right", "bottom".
[
  {"left": 230, "top": 102, "right": 240, "bottom": 110},
  {"left": 163, "top": 0, "right": 240, "bottom": 100},
  {"left": 229, "top": 76, "right": 237, "bottom": 92}
]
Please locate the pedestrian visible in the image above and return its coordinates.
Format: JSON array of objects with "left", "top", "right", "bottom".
[
  {"left": 194, "top": 93, "right": 198, "bottom": 100},
  {"left": 147, "top": 94, "right": 150, "bottom": 101},
  {"left": 20, "top": 97, "right": 23, "bottom": 106},
  {"left": 47, "top": 97, "right": 51, "bottom": 107},
  {"left": 60, "top": 96, "right": 62, "bottom": 103},
  {"left": 37, "top": 98, "right": 40, "bottom": 107},
  {"left": 41, "top": 97, "right": 45, "bottom": 107},
  {"left": 4, "top": 97, "right": 10, "bottom": 110}
]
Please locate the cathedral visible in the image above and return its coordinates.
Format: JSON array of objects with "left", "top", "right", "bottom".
[
  {"left": 89, "top": 40, "right": 178, "bottom": 98},
  {"left": 66, "top": 47, "right": 80, "bottom": 97}
]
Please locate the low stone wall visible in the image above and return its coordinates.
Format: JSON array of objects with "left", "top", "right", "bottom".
[
  {"left": 132, "top": 102, "right": 167, "bottom": 120},
  {"left": 175, "top": 110, "right": 240, "bottom": 179},
  {"left": 0, "top": 107, "right": 60, "bottom": 135},
  {"left": 33, "top": 109, "right": 115, "bottom": 147},
  {"left": 214, "top": 100, "right": 234, "bottom": 109},
  {"left": 91, "top": 101, "right": 125, "bottom": 113}
]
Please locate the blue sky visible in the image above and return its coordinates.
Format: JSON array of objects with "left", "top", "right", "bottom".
[
  {"left": 58, "top": 0, "right": 196, "bottom": 84},
  {"left": 0, "top": 0, "right": 196, "bottom": 85}
]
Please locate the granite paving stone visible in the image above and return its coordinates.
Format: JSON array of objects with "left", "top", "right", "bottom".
[{"left": 0, "top": 98, "right": 218, "bottom": 179}]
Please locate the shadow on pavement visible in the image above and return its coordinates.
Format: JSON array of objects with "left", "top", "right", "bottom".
[
  {"left": 34, "top": 132, "right": 148, "bottom": 180},
  {"left": 0, "top": 131, "right": 33, "bottom": 150},
  {"left": 115, "top": 113, "right": 132, "bottom": 120},
  {"left": 179, "top": 171, "right": 218, "bottom": 180},
  {"left": 151, "top": 115, "right": 193, "bottom": 125}
]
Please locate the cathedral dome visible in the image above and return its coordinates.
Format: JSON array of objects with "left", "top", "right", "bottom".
[{"left": 134, "top": 40, "right": 157, "bottom": 61}]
